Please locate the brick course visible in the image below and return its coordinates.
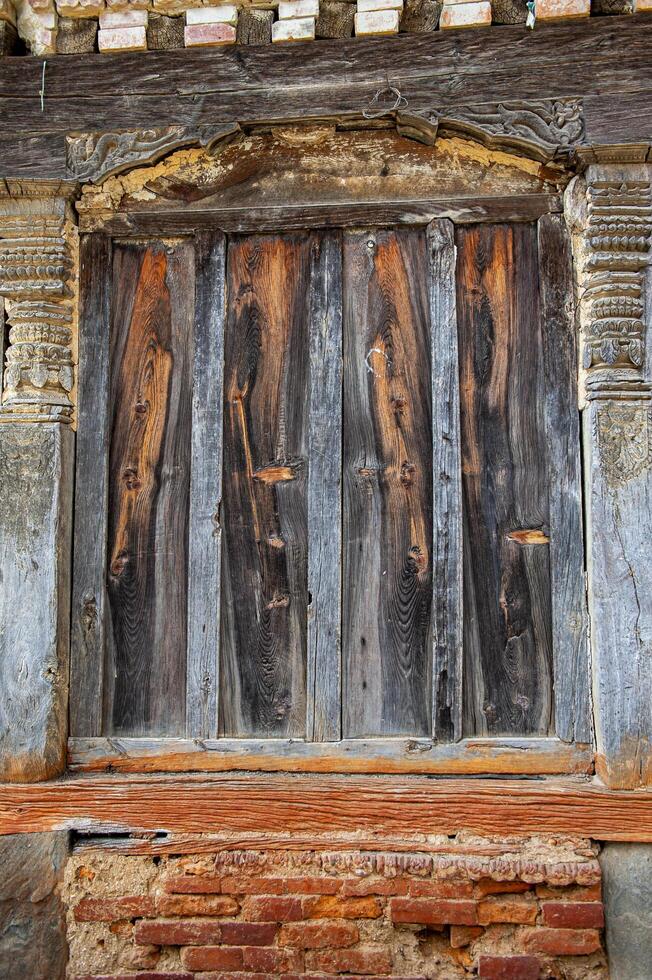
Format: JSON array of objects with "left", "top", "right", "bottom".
[{"left": 65, "top": 840, "right": 607, "bottom": 979}]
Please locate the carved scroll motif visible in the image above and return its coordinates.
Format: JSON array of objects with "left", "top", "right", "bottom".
[
  {"left": 0, "top": 198, "right": 75, "bottom": 422},
  {"left": 595, "top": 403, "right": 652, "bottom": 486},
  {"left": 66, "top": 124, "right": 241, "bottom": 184},
  {"left": 583, "top": 179, "right": 652, "bottom": 390},
  {"left": 398, "top": 99, "right": 585, "bottom": 161}
]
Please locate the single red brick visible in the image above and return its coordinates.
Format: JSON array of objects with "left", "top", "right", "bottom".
[
  {"left": 220, "top": 875, "right": 286, "bottom": 895},
  {"left": 408, "top": 880, "right": 474, "bottom": 899},
  {"left": 475, "top": 879, "right": 533, "bottom": 898},
  {"left": 390, "top": 898, "right": 478, "bottom": 926},
  {"left": 156, "top": 894, "right": 239, "bottom": 917},
  {"left": 478, "top": 955, "right": 541, "bottom": 979},
  {"left": 219, "top": 921, "right": 278, "bottom": 945},
  {"left": 522, "top": 927, "right": 602, "bottom": 956},
  {"left": 74, "top": 896, "right": 156, "bottom": 922},
  {"left": 244, "top": 895, "right": 305, "bottom": 922},
  {"left": 134, "top": 917, "right": 223, "bottom": 946},
  {"left": 307, "top": 895, "right": 382, "bottom": 919},
  {"left": 341, "top": 877, "right": 409, "bottom": 897},
  {"left": 535, "top": 883, "right": 601, "bottom": 901},
  {"left": 541, "top": 901, "right": 604, "bottom": 929},
  {"left": 242, "top": 945, "right": 304, "bottom": 972},
  {"left": 306, "top": 947, "right": 393, "bottom": 975},
  {"left": 279, "top": 921, "right": 360, "bottom": 949},
  {"left": 450, "top": 925, "right": 484, "bottom": 948},
  {"left": 163, "top": 875, "right": 222, "bottom": 893},
  {"left": 477, "top": 897, "right": 538, "bottom": 925},
  {"left": 286, "top": 876, "right": 341, "bottom": 895},
  {"left": 181, "top": 945, "right": 244, "bottom": 970}
]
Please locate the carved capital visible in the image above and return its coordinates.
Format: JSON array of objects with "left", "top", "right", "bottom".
[
  {"left": 568, "top": 165, "right": 652, "bottom": 396},
  {"left": 0, "top": 186, "right": 77, "bottom": 423}
]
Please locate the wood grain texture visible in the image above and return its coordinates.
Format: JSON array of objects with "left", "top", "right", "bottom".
[
  {"left": 70, "top": 234, "right": 112, "bottom": 738},
  {"left": 81, "top": 196, "right": 564, "bottom": 237},
  {"left": 457, "top": 223, "right": 553, "bottom": 737},
  {"left": 185, "top": 232, "right": 226, "bottom": 739},
  {"left": 342, "top": 229, "right": 432, "bottom": 738},
  {"left": 0, "top": 425, "right": 74, "bottom": 782},
  {"left": 537, "top": 214, "right": 590, "bottom": 745},
  {"left": 220, "top": 234, "right": 310, "bottom": 737},
  {"left": 2, "top": 773, "right": 652, "bottom": 841},
  {"left": 105, "top": 242, "right": 194, "bottom": 736},
  {"left": 428, "top": 219, "right": 463, "bottom": 742},
  {"left": 307, "top": 232, "right": 343, "bottom": 742},
  {"left": 585, "top": 398, "right": 652, "bottom": 789},
  {"left": 67, "top": 735, "right": 593, "bottom": 777}
]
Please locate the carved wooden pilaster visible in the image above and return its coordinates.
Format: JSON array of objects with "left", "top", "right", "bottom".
[
  {"left": 0, "top": 183, "right": 77, "bottom": 423},
  {"left": 568, "top": 163, "right": 652, "bottom": 789}
]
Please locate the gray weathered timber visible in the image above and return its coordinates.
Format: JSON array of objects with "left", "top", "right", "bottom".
[
  {"left": 0, "top": 832, "right": 69, "bottom": 980},
  {"left": 186, "top": 232, "right": 226, "bottom": 739},
  {"left": 67, "top": 734, "right": 592, "bottom": 776},
  {"left": 79, "top": 196, "right": 563, "bottom": 237},
  {"left": 538, "top": 215, "right": 590, "bottom": 744},
  {"left": 584, "top": 397, "right": 652, "bottom": 788},
  {"left": 600, "top": 844, "right": 652, "bottom": 979},
  {"left": 0, "top": 424, "right": 73, "bottom": 781},
  {"left": 428, "top": 219, "right": 462, "bottom": 743},
  {"left": 70, "top": 234, "right": 111, "bottom": 738},
  {"left": 307, "top": 232, "right": 343, "bottom": 741},
  {"left": 0, "top": 18, "right": 650, "bottom": 179}
]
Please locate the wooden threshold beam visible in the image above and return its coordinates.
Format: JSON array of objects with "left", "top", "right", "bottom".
[
  {"left": 2, "top": 774, "right": 652, "bottom": 841},
  {"left": 67, "top": 736, "right": 592, "bottom": 777}
]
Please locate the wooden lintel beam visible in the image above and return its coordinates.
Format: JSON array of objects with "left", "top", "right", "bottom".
[{"left": 2, "top": 774, "right": 652, "bottom": 841}]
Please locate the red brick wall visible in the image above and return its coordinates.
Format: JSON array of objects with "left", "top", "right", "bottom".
[{"left": 64, "top": 837, "right": 608, "bottom": 979}]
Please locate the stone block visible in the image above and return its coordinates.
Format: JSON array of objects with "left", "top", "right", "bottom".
[
  {"left": 358, "top": 0, "right": 403, "bottom": 9},
  {"left": 236, "top": 7, "right": 273, "bottom": 43},
  {"left": 99, "top": 6, "right": 147, "bottom": 26},
  {"left": 535, "top": 0, "right": 590, "bottom": 18},
  {"left": 153, "top": 0, "right": 201, "bottom": 11},
  {"left": 634, "top": 0, "right": 652, "bottom": 8},
  {"left": 271, "top": 14, "right": 315, "bottom": 38},
  {"left": 279, "top": 0, "right": 319, "bottom": 15},
  {"left": 0, "top": 833, "right": 68, "bottom": 980},
  {"left": 97, "top": 23, "right": 147, "bottom": 48},
  {"left": 354, "top": 7, "right": 399, "bottom": 30},
  {"left": 440, "top": 0, "right": 491, "bottom": 26},
  {"left": 55, "top": 0, "right": 103, "bottom": 17},
  {"left": 601, "top": 844, "right": 652, "bottom": 979},
  {"left": 185, "top": 3, "right": 238, "bottom": 24},
  {"left": 56, "top": 14, "right": 97, "bottom": 50},
  {"left": 146, "top": 11, "right": 184, "bottom": 47},
  {"left": 184, "top": 20, "right": 236, "bottom": 44}
]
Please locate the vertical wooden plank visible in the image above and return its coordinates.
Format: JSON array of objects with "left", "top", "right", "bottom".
[
  {"left": 186, "top": 231, "right": 226, "bottom": 739},
  {"left": 220, "top": 233, "right": 310, "bottom": 737},
  {"left": 306, "top": 231, "right": 343, "bottom": 742},
  {"left": 342, "top": 228, "right": 433, "bottom": 738},
  {"left": 538, "top": 214, "right": 590, "bottom": 744},
  {"left": 457, "top": 223, "right": 554, "bottom": 737},
  {"left": 106, "top": 241, "right": 194, "bottom": 736},
  {"left": 70, "top": 233, "right": 111, "bottom": 737},
  {"left": 428, "top": 219, "right": 463, "bottom": 743}
]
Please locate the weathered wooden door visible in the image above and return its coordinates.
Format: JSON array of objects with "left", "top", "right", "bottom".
[{"left": 71, "top": 216, "right": 589, "bottom": 768}]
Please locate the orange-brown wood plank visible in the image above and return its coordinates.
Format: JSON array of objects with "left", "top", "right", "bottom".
[
  {"left": 2, "top": 775, "right": 652, "bottom": 841},
  {"left": 457, "top": 224, "right": 553, "bottom": 738},
  {"left": 106, "top": 241, "right": 194, "bottom": 736},
  {"left": 342, "top": 229, "right": 433, "bottom": 737},
  {"left": 220, "top": 234, "right": 311, "bottom": 737}
]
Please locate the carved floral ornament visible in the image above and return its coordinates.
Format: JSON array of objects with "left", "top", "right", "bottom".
[{"left": 595, "top": 403, "right": 652, "bottom": 488}]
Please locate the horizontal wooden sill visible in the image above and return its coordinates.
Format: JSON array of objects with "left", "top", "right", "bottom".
[
  {"left": 68, "top": 736, "right": 593, "bottom": 777},
  {"left": 2, "top": 773, "right": 652, "bottom": 841}
]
